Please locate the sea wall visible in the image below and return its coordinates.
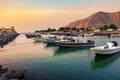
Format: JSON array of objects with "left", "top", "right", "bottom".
[{"left": 0, "top": 33, "right": 19, "bottom": 48}]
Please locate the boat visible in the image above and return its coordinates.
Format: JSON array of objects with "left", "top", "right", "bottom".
[
  {"left": 25, "top": 33, "right": 41, "bottom": 38},
  {"left": 44, "top": 36, "right": 75, "bottom": 45},
  {"left": 52, "top": 32, "right": 78, "bottom": 36},
  {"left": 33, "top": 38, "right": 45, "bottom": 43},
  {"left": 90, "top": 41, "right": 120, "bottom": 55},
  {"left": 80, "top": 33, "right": 95, "bottom": 37},
  {"left": 56, "top": 40, "right": 95, "bottom": 48},
  {"left": 107, "top": 33, "right": 120, "bottom": 38}
]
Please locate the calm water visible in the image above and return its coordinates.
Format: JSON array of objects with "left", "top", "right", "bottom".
[{"left": 0, "top": 34, "right": 120, "bottom": 80}]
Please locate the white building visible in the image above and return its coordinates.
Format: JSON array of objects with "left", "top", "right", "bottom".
[{"left": 107, "top": 28, "right": 114, "bottom": 32}]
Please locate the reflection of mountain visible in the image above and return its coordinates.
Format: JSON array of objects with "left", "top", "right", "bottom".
[
  {"left": 91, "top": 52, "right": 120, "bottom": 70},
  {"left": 54, "top": 48, "right": 88, "bottom": 56}
]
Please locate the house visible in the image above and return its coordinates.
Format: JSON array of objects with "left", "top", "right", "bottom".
[
  {"left": 107, "top": 28, "right": 114, "bottom": 32},
  {"left": 94, "top": 29, "right": 101, "bottom": 32}
]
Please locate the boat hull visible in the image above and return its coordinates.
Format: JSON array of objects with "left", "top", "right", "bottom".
[
  {"left": 56, "top": 41, "right": 95, "bottom": 48},
  {"left": 91, "top": 46, "right": 120, "bottom": 55},
  {"left": 45, "top": 40, "right": 57, "bottom": 45}
]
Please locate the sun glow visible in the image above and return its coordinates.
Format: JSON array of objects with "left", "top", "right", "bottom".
[{"left": 0, "top": 0, "right": 119, "bottom": 32}]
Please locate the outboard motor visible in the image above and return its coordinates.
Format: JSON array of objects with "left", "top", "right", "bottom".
[
  {"left": 87, "top": 40, "right": 91, "bottom": 42},
  {"left": 111, "top": 41, "right": 117, "bottom": 47}
]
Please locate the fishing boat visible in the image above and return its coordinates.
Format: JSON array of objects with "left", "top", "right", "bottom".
[
  {"left": 25, "top": 33, "right": 41, "bottom": 38},
  {"left": 90, "top": 41, "right": 120, "bottom": 55},
  {"left": 56, "top": 40, "right": 95, "bottom": 48},
  {"left": 34, "top": 38, "right": 45, "bottom": 43},
  {"left": 44, "top": 37, "right": 75, "bottom": 45}
]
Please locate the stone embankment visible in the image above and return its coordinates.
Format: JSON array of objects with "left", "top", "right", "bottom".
[{"left": 0, "top": 33, "right": 19, "bottom": 48}]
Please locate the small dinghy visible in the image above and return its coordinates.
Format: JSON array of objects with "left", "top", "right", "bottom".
[{"left": 91, "top": 41, "right": 120, "bottom": 55}]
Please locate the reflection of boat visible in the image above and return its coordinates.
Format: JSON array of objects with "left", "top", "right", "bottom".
[
  {"left": 56, "top": 40, "right": 95, "bottom": 48},
  {"left": 91, "top": 52, "right": 120, "bottom": 70},
  {"left": 54, "top": 48, "right": 87, "bottom": 56},
  {"left": 91, "top": 41, "right": 120, "bottom": 55}
]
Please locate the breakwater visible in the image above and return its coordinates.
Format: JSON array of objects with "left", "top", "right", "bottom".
[{"left": 0, "top": 33, "right": 19, "bottom": 48}]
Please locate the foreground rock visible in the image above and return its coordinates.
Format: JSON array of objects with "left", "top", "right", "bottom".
[{"left": 0, "top": 65, "right": 50, "bottom": 80}]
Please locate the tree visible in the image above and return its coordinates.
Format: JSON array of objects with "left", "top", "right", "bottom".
[
  {"left": 71, "top": 27, "right": 77, "bottom": 30},
  {"left": 47, "top": 28, "right": 56, "bottom": 32},
  {"left": 109, "top": 24, "right": 118, "bottom": 29},
  {"left": 65, "top": 27, "right": 71, "bottom": 31},
  {"left": 35, "top": 30, "right": 40, "bottom": 32},
  {"left": 80, "top": 28, "right": 85, "bottom": 31},
  {"left": 103, "top": 25, "right": 109, "bottom": 30},
  {"left": 58, "top": 27, "right": 65, "bottom": 31}
]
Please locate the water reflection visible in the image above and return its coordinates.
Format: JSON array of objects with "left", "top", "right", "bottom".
[
  {"left": 45, "top": 44, "right": 57, "bottom": 48},
  {"left": 54, "top": 47, "right": 88, "bottom": 56},
  {"left": 91, "top": 52, "right": 120, "bottom": 70}
]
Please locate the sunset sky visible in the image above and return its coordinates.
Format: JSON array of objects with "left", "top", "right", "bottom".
[{"left": 0, "top": 0, "right": 120, "bottom": 32}]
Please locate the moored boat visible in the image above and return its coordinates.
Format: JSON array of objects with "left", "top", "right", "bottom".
[
  {"left": 44, "top": 37, "right": 75, "bottom": 45},
  {"left": 56, "top": 40, "right": 95, "bottom": 48},
  {"left": 90, "top": 41, "right": 120, "bottom": 55},
  {"left": 34, "top": 38, "right": 45, "bottom": 43},
  {"left": 25, "top": 33, "right": 41, "bottom": 38}
]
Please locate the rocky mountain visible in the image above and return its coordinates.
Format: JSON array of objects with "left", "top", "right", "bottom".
[{"left": 67, "top": 11, "right": 120, "bottom": 28}]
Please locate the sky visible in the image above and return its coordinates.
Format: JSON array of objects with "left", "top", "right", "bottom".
[{"left": 0, "top": 0, "right": 120, "bottom": 32}]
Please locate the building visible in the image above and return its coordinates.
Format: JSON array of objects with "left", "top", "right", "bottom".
[{"left": 0, "top": 27, "right": 17, "bottom": 33}]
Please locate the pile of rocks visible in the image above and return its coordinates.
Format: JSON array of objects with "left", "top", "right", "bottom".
[
  {"left": 0, "top": 65, "right": 41, "bottom": 80},
  {"left": 0, "top": 65, "right": 26, "bottom": 80}
]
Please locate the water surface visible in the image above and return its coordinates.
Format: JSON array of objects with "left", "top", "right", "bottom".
[{"left": 0, "top": 34, "right": 120, "bottom": 80}]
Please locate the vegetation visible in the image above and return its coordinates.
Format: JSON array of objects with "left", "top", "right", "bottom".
[
  {"left": 58, "top": 26, "right": 80, "bottom": 32},
  {"left": 109, "top": 24, "right": 118, "bottom": 29},
  {"left": 58, "top": 27, "right": 71, "bottom": 31},
  {"left": 35, "top": 28, "right": 56, "bottom": 32},
  {"left": 79, "top": 28, "right": 85, "bottom": 31},
  {"left": 35, "top": 24, "right": 118, "bottom": 33},
  {"left": 99, "top": 24, "right": 118, "bottom": 30}
]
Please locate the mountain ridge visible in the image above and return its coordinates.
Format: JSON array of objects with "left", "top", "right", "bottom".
[{"left": 67, "top": 11, "right": 120, "bottom": 28}]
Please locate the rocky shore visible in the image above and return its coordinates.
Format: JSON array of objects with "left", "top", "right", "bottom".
[{"left": 0, "top": 65, "right": 46, "bottom": 80}]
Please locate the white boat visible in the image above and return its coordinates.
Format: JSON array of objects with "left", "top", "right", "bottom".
[
  {"left": 80, "top": 33, "right": 94, "bottom": 37},
  {"left": 44, "top": 36, "right": 75, "bottom": 45},
  {"left": 91, "top": 41, "right": 120, "bottom": 55},
  {"left": 108, "top": 34, "right": 120, "bottom": 38}
]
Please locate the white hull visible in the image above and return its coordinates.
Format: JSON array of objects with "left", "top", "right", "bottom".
[{"left": 91, "top": 46, "right": 120, "bottom": 55}]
